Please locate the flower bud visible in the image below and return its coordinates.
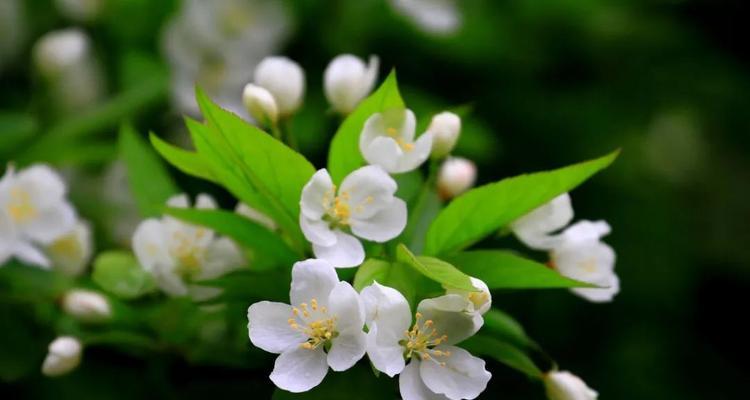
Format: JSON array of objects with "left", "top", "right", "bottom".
[
  {"left": 243, "top": 83, "right": 278, "bottom": 126},
  {"left": 42, "top": 336, "right": 82, "bottom": 377},
  {"left": 62, "top": 289, "right": 111, "bottom": 323},
  {"left": 253, "top": 56, "right": 305, "bottom": 117},
  {"left": 437, "top": 157, "right": 476, "bottom": 199},
  {"left": 544, "top": 371, "right": 598, "bottom": 400},
  {"left": 32, "top": 28, "right": 89, "bottom": 79},
  {"left": 428, "top": 111, "right": 461, "bottom": 158},
  {"left": 324, "top": 54, "right": 379, "bottom": 114}
]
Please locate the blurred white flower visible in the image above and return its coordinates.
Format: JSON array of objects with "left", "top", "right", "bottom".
[
  {"left": 55, "top": 0, "right": 105, "bottom": 23},
  {"left": 552, "top": 220, "right": 619, "bottom": 303},
  {"left": 242, "top": 83, "right": 279, "bottom": 126},
  {"left": 511, "top": 194, "right": 574, "bottom": 250},
  {"left": 132, "top": 194, "right": 244, "bottom": 300},
  {"left": 41, "top": 336, "right": 82, "bottom": 377},
  {"left": 32, "top": 28, "right": 104, "bottom": 112},
  {"left": 544, "top": 370, "right": 599, "bottom": 400},
  {"left": 0, "top": 164, "right": 77, "bottom": 268},
  {"left": 44, "top": 220, "right": 93, "bottom": 276},
  {"left": 162, "top": 0, "right": 291, "bottom": 117},
  {"left": 247, "top": 259, "right": 366, "bottom": 393},
  {"left": 299, "top": 166, "right": 407, "bottom": 268},
  {"left": 235, "top": 203, "right": 277, "bottom": 231},
  {"left": 359, "top": 109, "right": 433, "bottom": 174},
  {"left": 428, "top": 111, "right": 461, "bottom": 158},
  {"left": 389, "top": 0, "right": 462, "bottom": 36},
  {"left": 361, "top": 282, "right": 491, "bottom": 399},
  {"left": 324, "top": 54, "right": 379, "bottom": 114},
  {"left": 62, "top": 289, "right": 112, "bottom": 323},
  {"left": 253, "top": 56, "right": 305, "bottom": 117},
  {"left": 437, "top": 157, "right": 476, "bottom": 199},
  {"left": 0, "top": 0, "right": 27, "bottom": 73}
]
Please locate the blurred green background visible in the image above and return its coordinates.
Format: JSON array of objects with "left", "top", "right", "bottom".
[{"left": 2, "top": 0, "right": 748, "bottom": 398}]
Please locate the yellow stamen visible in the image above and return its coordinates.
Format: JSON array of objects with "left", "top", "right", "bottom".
[{"left": 6, "top": 187, "right": 37, "bottom": 223}]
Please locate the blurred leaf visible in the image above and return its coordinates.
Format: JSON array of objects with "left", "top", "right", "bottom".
[
  {"left": 400, "top": 185, "right": 442, "bottom": 254},
  {"left": 150, "top": 132, "right": 216, "bottom": 182},
  {"left": 272, "top": 363, "right": 397, "bottom": 399},
  {"left": 461, "top": 335, "right": 543, "bottom": 379},
  {"left": 119, "top": 124, "right": 179, "bottom": 217},
  {"left": 194, "top": 269, "right": 290, "bottom": 304},
  {"left": 424, "top": 151, "right": 619, "bottom": 256},
  {"left": 483, "top": 309, "right": 538, "bottom": 350},
  {"left": 353, "top": 258, "right": 418, "bottom": 307},
  {"left": 0, "top": 262, "right": 73, "bottom": 299},
  {"left": 163, "top": 207, "right": 299, "bottom": 267},
  {"left": 446, "top": 250, "right": 595, "bottom": 289},
  {"left": 396, "top": 244, "right": 476, "bottom": 291},
  {"left": 0, "top": 112, "right": 38, "bottom": 156},
  {"left": 328, "top": 70, "right": 405, "bottom": 183},
  {"left": 394, "top": 170, "right": 424, "bottom": 203},
  {"left": 92, "top": 251, "right": 156, "bottom": 299}
]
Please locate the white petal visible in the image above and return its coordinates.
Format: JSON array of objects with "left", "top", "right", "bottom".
[
  {"left": 511, "top": 193, "right": 574, "bottom": 250},
  {"left": 300, "top": 215, "right": 336, "bottom": 247},
  {"left": 554, "top": 241, "right": 616, "bottom": 286},
  {"left": 0, "top": 212, "right": 14, "bottom": 262},
  {"left": 166, "top": 194, "right": 190, "bottom": 208},
  {"left": 360, "top": 282, "right": 412, "bottom": 332},
  {"left": 572, "top": 273, "right": 620, "bottom": 303},
  {"left": 45, "top": 221, "right": 93, "bottom": 276},
  {"left": 195, "top": 193, "right": 217, "bottom": 209},
  {"left": 199, "top": 237, "right": 244, "bottom": 280},
  {"left": 290, "top": 258, "right": 339, "bottom": 307},
  {"left": 392, "top": 109, "right": 417, "bottom": 142},
  {"left": 270, "top": 346, "right": 328, "bottom": 393},
  {"left": 300, "top": 169, "right": 335, "bottom": 220},
  {"left": 445, "top": 277, "right": 492, "bottom": 316},
  {"left": 22, "top": 201, "right": 76, "bottom": 244},
  {"left": 247, "top": 301, "right": 307, "bottom": 354},
  {"left": 399, "top": 360, "right": 449, "bottom": 400},
  {"left": 359, "top": 112, "right": 386, "bottom": 149},
  {"left": 327, "top": 281, "right": 365, "bottom": 331},
  {"left": 396, "top": 131, "right": 433, "bottom": 173},
  {"left": 350, "top": 198, "right": 407, "bottom": 242},
  {"left": 366, "top": 322, "right": 407, "bottom": 377},
  {"left": 419, "top": 345, "right": 491, "bottom": 400},
  {"left": 131, "top": 219, "right": 172, "bottom": 272},
  {"left": 15, "top": 241, "right": 51, "bottom": 268},
  {"left": 235, "top": 203, "right": 277, "bottom": 230},
  {"left": 15, "top": 164, "right": 66, "bottom": 208},
  {"left": 557, "top": 220, "right": 611, "bottom": 249},
  {"left": 327, "top": 329, "right": 366, "bottom": 371},
  {"left": 545, "top": 370, "right": 599, "bottom": 400},
  {"left": 417, "top": 295, "right": 479, "bottom": 345},
  {"left": 362, "top": 136, "right": 402, "bottom": 173},
  {"left": 339, "top": 165, "right": 397, "bottom": 220},
  {"left": 312, "top": 230, "right": 364, "bottom": 268}
]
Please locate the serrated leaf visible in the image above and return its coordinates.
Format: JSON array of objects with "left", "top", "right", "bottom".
[
  {"left": 327, "top": 71, "right": 405, "bottom": 183},
  {"left": 446, "top": 250, "right": 596, "bottom": 289},
  {"left": 118, "top": 124, "right": 179, "bottom": 217},
  {"left": 163, "top": 207, "right": 299, "bottom": 267},
  {"left": 424, "top": 151, "right": 619, "bottom": 256},
  {"left": 92, "top": 251, "right": 156, "bottom": 299},
  {"left": 149, "top": 132, "right": 216, "bottom": 182},
  {"left": 461, "top": 335, "right": 543, "bottom": 379},
  {"left": 396, "top": 244, "right": 476, "bottom": 292}
]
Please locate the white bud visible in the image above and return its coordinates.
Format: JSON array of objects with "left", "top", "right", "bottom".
[
  {"left": 428, "top": 111, "right": 461, "bottom": 158},
  {"left": 437, "top": 157, "right": 476, "bottom": 199},
  {"left": 243, "top": 83, "right": 278, "bottom": 126},
  {"left": 62, "top": 289, "right": 111, "bottom": 323},
  {"left": 544, "top": 371, "right": 598, "bottom": 400},
  {"left": 42, "top": 336, "right": 82, "bottom": 377},
  {"left": 324, "top": 54, "right": 379, "bottom": 114},
  {"left": 253, "top": 56, "right": 305, "bottom": 116},
  {"left": 33, "top": 28, "right": 90, "bottom": 79}
]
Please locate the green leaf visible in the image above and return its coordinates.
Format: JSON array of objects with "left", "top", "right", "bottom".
[
  {"left": 163, "top": 207, "right": 299, "bottom": 267},
  {"left": 424, "top": 151, "right": 619, "bottom": 256},
  {"left": 396, "top": 244, "right": 476, "bottom": 292},
  {"left": 446, "top": 250, "right": 596, "bottom": 289},
  {"left": 92, "top": 251, "right": 156, "bottom": 299},
  {"left": 353, "top": 258, "right": 418, "bottom": 307},
  {"left": 118, "top": 124, "right": 179, "bottom": 217},
  {"left": 0, "top": 112, "right": 37, "bottom": 156},
  {"left": 193, "top": 269, "right": 291, "bottom": 304},
  {"left": 461, "top": 335, "right": 543, "bottom": 379},
  {"left": 483, "top": 309, "right": 538, "bottom": 350},
  {"left": 149, "top": 132, "right": 216, "bottom": 182},
  {"left": 327, "top": 71, "right": 405, "bottom": 183}
]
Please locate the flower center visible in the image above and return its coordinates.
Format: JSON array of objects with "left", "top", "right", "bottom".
[
  {"left": 468, "top": 291, "right": 489, "bottom": 309},
  {"left": 386, "top": 127, "right": 414, "bottom": 152},
  {"left": 401, "top": 312, "right": 450, "bottom": 365},
  {"left": 48, "top": 233, "right": 82, "bottom": 259},
  {"left": 288, "top": 299, "right": 338, "bottom": 350},
  {"left": 6, "top": 187, "right": 37, "bottom": 223},
  {"left": 171, "top": 230, "right": 207, "bottom": 279}
]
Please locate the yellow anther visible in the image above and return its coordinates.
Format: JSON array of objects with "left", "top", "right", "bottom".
[
  {"left": 421, "top": 353, "right": 431, "bottom": 360},
  {"left": 415, "top": 313, "right": 422, "bottom": 319},
  {"left": 311, "top": 299, "right": 318, "bottom": 310},
  {"left": 292, "top": 308, "right": 299, "bottom": 316},
  {"left": 386, "top": 127, "right": 398, "bottom": 136},
  {"left": 320, "top": 306, "right": 327, "bottom": 314},
  {"left": 7, "top": 188, "right": 37, "bottom": 223},
  {"left": 365, "top": 196, "right": 374, "bottom": 204},
  {"left": 424, "top": 320, "right": 434, "bottom": 327},
  {"left": 440, "top": 362, "right": 447, "bottom": 367}
]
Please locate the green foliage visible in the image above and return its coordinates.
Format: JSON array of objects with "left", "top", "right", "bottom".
[
  {"left": 483, "top": 309, "right": 538, "bottom": 350},
  {"left": 118, "top": 124, "right": 179, "bottom": 217},
  {"left": 446, "top": 250, "right": 595, "bottom": 289},
  {"left": 193, "top": 269, "right": 291, "bottom": 304},
  {"left": 92, "top": 251, "right": 156, "bottom": 299},
  {"left": 149, "top": 133, "right": 216, "bottom": 182},
  {"left": 462, "top": 335, "right": 543, "bottom": 379},
  {"left": 327, "top": 71, "right": 405, "bottom": 183},
  {"left": 0, "top": 112, "right": 38, "bottom": 158},
  {"left": 353, "top": 258, "right": 418, "bottom": 307},
  {"left": 424, "top": 151, "right": 619, "bottom": 256},
  {"left": 396, "top": 244, "right": 477, "bottom": 292}
]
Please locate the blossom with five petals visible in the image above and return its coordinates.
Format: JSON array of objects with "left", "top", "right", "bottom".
[{"left": 359, "top": 108, "right": 433, "bottom": 174}]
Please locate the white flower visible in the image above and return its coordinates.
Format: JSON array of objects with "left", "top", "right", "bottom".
[
  {"left": 361, "top": 283, "right": 491, "bottom": 400},
  {"left": 359, "top": 109, "right": 433, "bottom": 173},
  {"left": 44, "top": 220, "right": 93, "bottom": 276},
  {"left": 551, "top": 220, "right": 619, "bottom": 303},
  {"left": 242, "top": 83, "right": 279, "bottom": 126},
  {"left": 254, "top": 56, "right": 305, "bottom": 116},
  {"left": 55, "top": 0, "right": 104, "bottom": 22},
  {"left": 62, "top": 289, "right": 111, "bottom": 323},
  {"left": 544, "top": 370, "right": 598, "bottom": 400},
  {"left": 511, "top": 193, "right": 574, "bottom": 250},
  {"left": 247, "top": 259, "right": 366, "bottom": 393},
  {"left": 235, "top": 203, "right": 277, "bottom": 231},
  {"left": 437, "top": 157, "right": 476, "bottom": 199},
  {"left": 0, "top": 164, "right": 76, "bottom": 268},
  {"left": 389, "top": 0, "right": 462, "bottom": 36},
  {"left": 41, "top": 336, "right": 82, "bottom": 377},
  {"left": 132, "top": 194, "right": 244, "bottom": 299},
  {"left": 323, "top": 54, "right": 379, "bottom": 114},
  {"left": 445, "top": 277, "right": 491, "bottom": 326},
  {"left": 428, "top": 111, "right": 461, "bottom": 158},
  {"left": 299, "top": 166, "right": 407, "bottom": 268}
]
